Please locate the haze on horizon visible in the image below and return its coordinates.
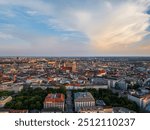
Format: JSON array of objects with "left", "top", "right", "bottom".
[{"left": 0, "top": 0, "right": 150, "bottom": 56}]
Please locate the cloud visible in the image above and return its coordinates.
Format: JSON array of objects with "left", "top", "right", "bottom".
[
  {"left": 0, "top": 10, "right": 15, "bottom": 18},
  {"left": 63, "top": 0, "right": 150, "bottom": 55},
  {"left": 0, "top": 32, "right": 14, "bottom": 39},
  {"left": 33, "top": 0, "right": 150, "bottom": 55},
  {"left": 0, "top": 0, "right": 52, "bottom": 15},
  {"left": 0, "top": 0, "right": 150, "bottom": 56},
  {"left": 26, "top": 10, "right": 38, "bottom": 16},
  {"left": 0, "top": 29, "right": 89, "bottom": 56}
]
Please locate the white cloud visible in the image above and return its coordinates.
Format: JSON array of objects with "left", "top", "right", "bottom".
[
  {"left": 0, "top": 32, "right": 14, "bottom": 39},
  {"left": 0, "top": 10, "right": 15, "bottom": 17},
  {"left": 56, "top": 0, "right": 150, "bottom": 55},
  {"left": 0, "top": 0, "right": 150, "bottom": 56},
  {"left": 90, "top": 8, "right": 149, "bottom": 50},
  {"left": 0, "top": 0, "right": 53, "bottom": 15},
  {"left": 26, "top": 10, "right": 38, "bottom": 16},
  {"left": 105, "top": 1, "right": 112, "bottom": 10}
]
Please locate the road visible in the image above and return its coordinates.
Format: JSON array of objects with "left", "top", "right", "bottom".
[{"left": 66, "top": 90, "right": 73, "bottom": 113}]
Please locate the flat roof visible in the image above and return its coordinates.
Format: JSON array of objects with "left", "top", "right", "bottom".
[
  {"left": 0, "top": 96, "right": 8, "bottom": 101},
  {"left": 74, "top": 92, "right": 95, "bottom": 102}
]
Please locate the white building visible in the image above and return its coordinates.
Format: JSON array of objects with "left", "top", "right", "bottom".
[
  {"left": 74, "top": 92, "right": 95, "bottom": 112},
  {"left": 65, "top": 85, "right": 108, "bottom": 90},
  {"left": 116, "top": 79, "right": 128, "bottom": 90},
  {"left": 128, "top": 94, "right": 150, "bottom": 109},
  {"left": 0, "top": 84, "right": 23, "bottom": 93},
  {"left": 108, "top": 79, "right": 118, "bottom": 88},
  {"left": 0, "top": 96, "right": 12, "bottom": 108}
]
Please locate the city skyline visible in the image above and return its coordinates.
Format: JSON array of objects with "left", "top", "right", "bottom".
[
  {"left": 0, "top": 56, "right": 150, "bottom": 113},
  {"left": 0, "top": 0, "right": 150, "bottom": 56}
]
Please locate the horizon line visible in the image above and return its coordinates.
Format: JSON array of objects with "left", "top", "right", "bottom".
[{"left": 0, "top": 55, "right": 150, "bottom": 58}]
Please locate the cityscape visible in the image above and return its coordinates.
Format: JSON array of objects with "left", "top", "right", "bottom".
[
  {"left": 0, "top": 1, "right": 150, "bottom": 113},
  {"left": 0, "top": 57, "right": 150, "bottom": 113}
]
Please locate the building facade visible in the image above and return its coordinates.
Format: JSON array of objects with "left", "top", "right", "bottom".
[
  {"left": 72, "top": 61, "right": 77, "bottom": 73},
  {"left": 128, "top": 94, "right": 150, "bottom": 109},
  {"left": 74, "top": 92, "right": 95, "bottom": 112},
  {"left": 44, "top": 93, "right": 65, "bottom": 111}
]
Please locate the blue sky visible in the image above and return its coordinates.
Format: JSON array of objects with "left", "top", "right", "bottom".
[{"left": 0, "top": 0, "right": 150, "bottom": 56}]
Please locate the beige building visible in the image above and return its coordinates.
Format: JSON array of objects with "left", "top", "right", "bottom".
[
  {"left": 0, "top": 96, "right": 12, "bottom": 108},
  {"left": 44, "top": 93, "right": 65, "bottom": 111},
  {"left": 72, "top": 61, "right": 77, "bottom": 73},
  {"left": 74, "top": 92, "right": 95, "bottom": 112}
]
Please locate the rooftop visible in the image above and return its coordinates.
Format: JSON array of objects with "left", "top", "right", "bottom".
[
  {"left": 44, "top": 93, "right": 65, "bottom": 103},
  {"left": 96, "top": 100, "right": 106, "bottom": 106},
  {"left": 74, "top": 92, "right": 95, "bottom": 102},
  {"left": 0, "top": 96, "right": 8, "bottom": 101}
]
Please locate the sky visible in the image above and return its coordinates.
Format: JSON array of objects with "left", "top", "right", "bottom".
[{"left": 0, "top": 0, "right": 150, "bottom": 56}]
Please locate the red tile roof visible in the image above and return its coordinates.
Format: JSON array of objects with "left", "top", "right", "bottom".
[
  {"left": 44, "top": 93, "right": 65, "bottom": 103},
  {"left": 61, "top": 67, "right": 72, "bottom": 71}
]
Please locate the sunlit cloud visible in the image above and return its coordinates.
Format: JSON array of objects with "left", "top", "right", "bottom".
[
  {"left": 0, "top": 0, "right": 150, "bottom": 56},
  {"left": 60, "top": 0, "right": 150, "bottom": 55}
]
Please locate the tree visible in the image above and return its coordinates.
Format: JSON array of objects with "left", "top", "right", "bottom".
[
  {"left": 35, "top": 101, "right": 42, "bottom": 110},
  {"left": 0, "top": 91, "right": 14, "bottom": 96},
  {"left": 15, "top": 101, "right": 23, "bottom": 110},
  {"left": 5, "top": 102, "right": 14, "bottom": 109}
]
